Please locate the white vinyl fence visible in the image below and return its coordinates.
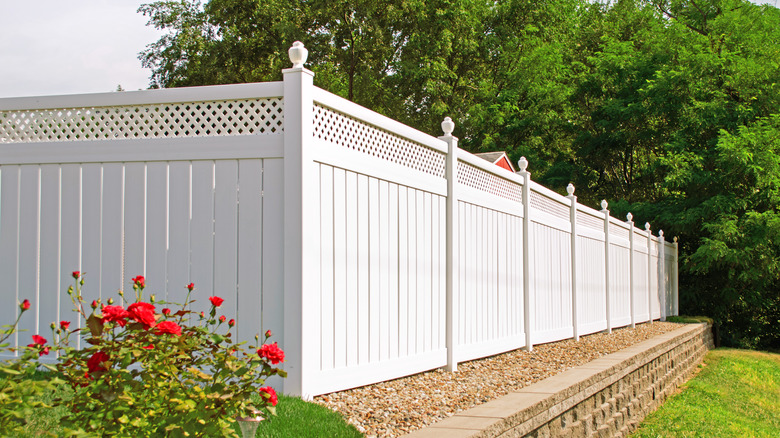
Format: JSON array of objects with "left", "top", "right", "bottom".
[{"left": 0, "top": 43, "right": 678, "bottom": 398}]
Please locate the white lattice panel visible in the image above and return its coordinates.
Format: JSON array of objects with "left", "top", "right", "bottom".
[
  {"left": 579, "top": 211, "right": 604, "bottom": 231},
  {"left": 0, "top": 98, "right": 283, "bottom": 143},
  {"left": 609, "top": 222, "right": 630, "bottom": 240},
  {"left": 457, "top": 160, "right": 522, "bottom": 203},
  {"left": 530, "top": 190, "right": 569, "bottom": 221},
  {"left": 313, "top": 104, "right": 446, "bottom": 178}
]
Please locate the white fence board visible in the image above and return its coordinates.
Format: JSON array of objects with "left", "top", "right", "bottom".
[
  {"left": 59, "top": 164, "right": 81, "bottom": 341},
  {"left": 260, "top": 158, "right": 284, "bottom": 341},
  {"left": 609, "top": 244, "right": 632, "bottom": 328},
  {"left": 236, "top": 159, "right": 263, "bottom": 341},
  {"left": 39, "top": 165, "right": 60, "bottom": 338},
  {"left": 577, "top": 235, "right": 606, "bottom": 335},
  {"left": 145, "top": 162, "right": 168, "bottom": 300},
  {"left": 167, "top": 162, "right": 190, "bottom": 305}
]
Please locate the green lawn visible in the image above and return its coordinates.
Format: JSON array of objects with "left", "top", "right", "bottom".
[
  {"left": 16, "top": 374, "right": 361, "bottom": 437},
  {"left": 632, "top": 348, "right": 780, "bottom": 438}
]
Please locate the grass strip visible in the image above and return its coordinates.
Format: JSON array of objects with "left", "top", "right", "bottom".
[{"left": 632, "top": 348, "right": 780, "bottom": 438}]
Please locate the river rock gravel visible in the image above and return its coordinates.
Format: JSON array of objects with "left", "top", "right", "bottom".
[{"left": 313, "top": 321, "right": 684, "bottom": 437}]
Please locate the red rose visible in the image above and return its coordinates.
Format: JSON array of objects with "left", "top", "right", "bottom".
[
  {"left": 127, "top": 302, "right": 156, "bottom": 328},
  {"left": 265, "top": 329, "right": 272, "bottom": 338},
  {"left": 228, "top": 319, "right": 235, "bottom": 327},
  {"left": 162, "top": 308, "right": 171, "bottom": 316},
  {"left": 219, "top": 315, "right": 226, "bottom": 323},
  {"left": 20, "top": 299, "right": 31, "bottom": 311},
  {"left": 132, "top": 275, "right": 145, "bottom": 288},
  {"left": 142, "top": 344, "right": 154, "bottom": 350},
  {"left": 258, "top": 386, "right": 278, "bottom": 406},
  {"left": 87, "top": 351, "right": 110, "bottom": 374},
  {"left": 258, "top": 342, "right": 285, "bottom": 365},
  {"left": 91, "top": 300, "right": 98, "bottom": 309},
  {"left": 72, "top": 271, "right": 80, "bottom": 279},
  {"left": 155, "top": 321, "right": 182, "bottom": 336},
  {"left": 27, "top": 335, "right": 48, "bottom": 356},
  {"left": 60, "top": 321, "right": 71, "bottom": 330},
  {"left": 199, "top": 311, "right": 205, "bottom": 318},
  {"left": 102, "top": 305, "right": 129, "bottom": 327},
  {"left": 187, "top": 283, "right": 195, "bottom": 292},
  {"left": 208, "top": 296, "right": 224, "bottom": 307}
]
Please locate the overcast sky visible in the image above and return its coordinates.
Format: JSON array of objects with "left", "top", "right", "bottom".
[
  {"left": 0, "top": 0, "right": 778, "bottom": 99},
  {"left": 0, "top": 0, "right": 163, "bottom": 98}
]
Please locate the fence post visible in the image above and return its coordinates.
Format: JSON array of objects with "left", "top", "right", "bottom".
[
  {"left": 518, "top": 157, "right": 533, "bottom": 351},
  {"left": 601, "top": 200, "right": 612, "bottom": 334},
  {"left": 645, "top": 223, "right": 653, "bottom": 324},
  {"left": 673, "top": 237, "right": 679, "bottom": 316},
  {"left": 659, "top": 230, "right": 666, "bottom": 321},
  {"left": 566, "top": 184, "right": 579, "bottom": 341},
  {"left": 282, "top": 42, "right": 318, "bottom": 398},
  {"left": 440, "top": 117, "right": 459, "bottom": 372},
  {"left": 627, "top": 213, "right": 635, "bottom": 328}
]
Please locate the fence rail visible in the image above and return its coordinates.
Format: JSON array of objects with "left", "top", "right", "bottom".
[{"left": 0, "top": 43, "right": 678, "bottom": 398}]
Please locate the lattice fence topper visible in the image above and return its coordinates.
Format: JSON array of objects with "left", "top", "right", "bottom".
[
  {"left": 609, "top": 221, "right": 631, "bottom": 240},
  {"left": 579, "top": 210, "right": 605, "bottom": 231},
  {"left": 530, "top": 190, "right": 570, "bottom": 221},
  {"left": 457, "top": 160, "right": 522, "bottom": 203},
  {"left": 0, "top": 98, "right": 283, "bottom": 143},
  {"left": 313, "top": 104, "right": 446, "bottom": 178}
]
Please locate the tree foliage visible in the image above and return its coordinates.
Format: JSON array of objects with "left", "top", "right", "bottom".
[{"left": 138, "top": 0, "right": 780, "bottom": 349}]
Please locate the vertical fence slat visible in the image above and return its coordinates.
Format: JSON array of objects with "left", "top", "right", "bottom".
[
  {"left": 378, "top": 180, "right": 390, "bottom": 361},
  {"left": 123, "top": 163, "right": 146, "bottom": 287},
  {"left": 345, "top": 171, "right": 358, "bottom": 366},
  {"left": 59, "top": 164, "right": 81, "bottom": 339},
  {"left": 39, "top": 164, "right": 60, "bottom": 337},
  {"left": 357, "top": 174, "right": 369, "bottom": 364},
  {"left": 167, "top": 162, "right": 191, "bottom": 305},
  {"left": 368, "top": 177, "right": 380, "bottom": 363},
  {"left": 213, "top": 161, "right": 238, "bottom": 329},
  {"left": 398, "top": 186, "right": 408, "bottom": 358},
  {"left": 259, "top": 159, "right": 284, "bottom": 388},
  {"left": 0, "top": 166, "right": 20, "bottom": 348},
  {"left": 332, "top": 167, "right": 347, "bottom": 368},
  {"left": 236, "top": 159, "right": 263, "bottom": 342},
  {"left": 145, "top": 163, "right": 168, "bottom": 299},
  {"left": 190, "top": 161, "right": 215, "bottom": 316},
  {"left": 388, "top": 183, "right": 399, "bottom": 360},
  {"left": 101, "top": 163, "right": 124, "bottom": 297},
  {"left": 320, "top": 164, "right": 335, "bottom": 370}
]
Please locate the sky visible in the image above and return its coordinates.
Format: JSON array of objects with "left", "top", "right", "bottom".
[
  {"left": 0, "top": 0, "right": 163, "bottom": 98},
  {"left": 0, "top": 0, "right": 778, "bottom": 99}
]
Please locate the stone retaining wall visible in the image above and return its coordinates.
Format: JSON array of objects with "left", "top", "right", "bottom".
[{"left": 405, "top": 323, "right": 714, "bottom": 438}]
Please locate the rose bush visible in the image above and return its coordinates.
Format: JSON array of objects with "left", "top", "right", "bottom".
[
  {"left": 0, "top": 272, "right": 285, "bottom": 437},
  {"left": 0, "top": 302, "right": 64, "bottom": 436}
]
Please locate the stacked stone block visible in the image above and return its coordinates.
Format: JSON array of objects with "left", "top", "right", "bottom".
[{"left": 404, "top": 323, "right": 714, "bottom": 438}]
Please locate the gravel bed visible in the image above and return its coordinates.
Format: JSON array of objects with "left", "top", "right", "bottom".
[{"left": 313, "top": 321, "right": 684, "bottom": 437}]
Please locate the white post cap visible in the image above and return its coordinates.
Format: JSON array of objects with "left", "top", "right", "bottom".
[
  {"left": 518, "top": 157, "right": 528, "bottom": 172},
  {"left": 288, "top": 41, "right": 308, "bottom": 68},
  {"left": 441, "top": 117, "right": 455, "bottom": 136}
]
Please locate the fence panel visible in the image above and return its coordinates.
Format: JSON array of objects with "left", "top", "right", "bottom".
[
  {"left": 1, "top": 73, "right": 679, "bottom": 397},
  {"left": 576, "top": 233, "right": 607, "bottom": 335},
  {"left": 650, "top": 238, "right": 661, "bottom": 320}
]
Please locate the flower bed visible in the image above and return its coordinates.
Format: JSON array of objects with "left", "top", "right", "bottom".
[{"left": 0, "top": 273, "right": 284, "bottom": 437}]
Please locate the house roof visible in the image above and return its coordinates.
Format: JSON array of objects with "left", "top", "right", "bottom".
[{"left": 475, "top": 151, "right": 515, "bottom": 172}]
